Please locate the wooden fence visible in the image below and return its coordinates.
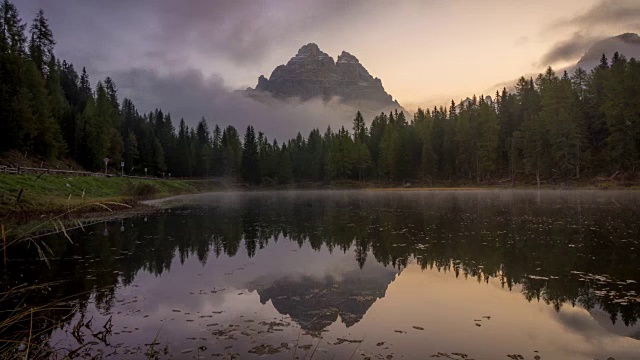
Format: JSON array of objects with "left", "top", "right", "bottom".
[{"left": 0, "top": 165, "right": 160, "bottom": 180}]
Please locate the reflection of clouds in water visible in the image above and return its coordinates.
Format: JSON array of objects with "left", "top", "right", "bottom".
[
  {"left": 551, "top": 307, "right": 640, "bottom": 359},
  {"left": 555, "top": 307, "right": 614, "bottom": 338},
  {"left": 588, "top": 307, "right": 640, "bottom": 340}
]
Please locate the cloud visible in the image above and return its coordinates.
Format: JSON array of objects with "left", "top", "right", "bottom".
[
  {"left": 485, "top": 72, "right": 538, "bottom": 95},
  {"left": 536, "top": 1, "right": 640, "bottom": 69},
  {"left": 150, "top": 0, "right": 367, "bottom": 65},
  {"left": 538, "top": 32, "right": 604, "bottom": 66},
  {"left": 551, "top": 0, "right": 640, "bottom": 30},
  {"left": 113, "top": 67, "right": 369, "bottom": 141},
  {"left": 17, "top": 0, "right": 371, "bottom": 73}
]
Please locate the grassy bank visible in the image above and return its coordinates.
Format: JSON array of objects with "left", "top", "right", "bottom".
[
  {"left": 3, "top": 173, "right": 637, "bottom": 223},
  {"left": 0, "top": 174, "right": 200, "bottom": 221}
]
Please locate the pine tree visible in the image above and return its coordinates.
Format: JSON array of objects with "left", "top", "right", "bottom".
[
  {"left": 1, "top": 0, "right": 26, "bottom": 55},
  {"left": 195, "top": 118, "right": 212, "bottom": 176},
  {"left": 476, "top": 102, "right": 499, "bottom": 181},
  {"left": 241, "top": 125, "right": 260, "bottom": 184},
  {"left": 124, "top": 130, "right": 139, "bottom": 171},
  {"left": 277, "top": 143, "right": 293, "bottom": 184},
  {"left": 221, "top": 125, "right": 242, "bottom": 180},
  {"left": 599, "top": 53, "right": 609, "bottom": 69},
  {"left": 152, "top": 137, "right": 166, "bottom": 174},
  {"left": 368, "top": 113, "right": 387, "bottom": 177},
  {"left": 28, "top": 9, "right": 54, "bottom": 75},
  {"left": 211, "top": 124, "right": 223, "bottom": 176},
  {"left": 22, "top": 58, "right": 65, "bottom": 158},
  {"left": 307, "top": 128, "right": 324, "bottom": 181},
  {"left": 380, "top": 125, "right": 399, "bottom": 181},
  {"left": 352, "top": 111, "right": 366, "bottom": 143},
  {"left": 604, "top": 53, "right": 638, "bottom": 172},
  {"left": 0, "top": 0, "right": 27, "bottom": 152},
  {"left": 327, "top": 127, "right": 354, "bottom": 180},
  {"left": 353, "top": 142, "right": 372, "bottom": 181},
  {"left": 176, "top": 119, "right": 193, "bottom": 176}
]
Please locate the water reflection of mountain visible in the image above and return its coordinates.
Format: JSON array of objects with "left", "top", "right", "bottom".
[
  {"left": 247, "top": 266, "right": 399, "bottom": 333},
  {"left": 5, "top": 190, "right": 640, "bottom": 353}
]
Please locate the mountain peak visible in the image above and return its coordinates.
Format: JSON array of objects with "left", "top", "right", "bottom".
[
  {"left": 297, "top": 43, "right": 323, "bottom": 56},
  {"left": 337, "top": 51, "right": 359, "bottom": 64},
  {"left": 245, "top": 43, "right": 400, "bottom": 112}
]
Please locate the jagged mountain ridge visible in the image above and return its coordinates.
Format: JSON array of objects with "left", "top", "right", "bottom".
[{"left": 244, "top": 43, "right": 401, "bottom": 111}]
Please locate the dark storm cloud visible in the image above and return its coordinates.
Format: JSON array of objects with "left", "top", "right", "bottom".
[
  {"left": 151, "top": 0, "right": 365, "bottom": 64},
  {"left": 538, "top": 32, "right": 603, "bottom": 66},
  {"left": 112, "top": 67, "right": 362, "bottom": 141},
  {"left": 17, "top": 0, "right": 367, "bottom": 69}
]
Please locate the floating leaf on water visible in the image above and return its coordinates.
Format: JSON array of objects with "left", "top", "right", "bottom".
[
  {"left": 527, "top": 275, "right": 549, "bottom": 280},
  {"left": 332, "top": 338, "right": 363, "bottom": 345}
]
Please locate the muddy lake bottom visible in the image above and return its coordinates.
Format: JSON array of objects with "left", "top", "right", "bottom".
[{"left": 4, "top": 190, "right": 640, "bottom": 359}]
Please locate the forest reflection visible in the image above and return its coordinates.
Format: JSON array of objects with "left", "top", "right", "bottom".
[{"left": 5, "top": 190, "right": 640, "bottom": 355}]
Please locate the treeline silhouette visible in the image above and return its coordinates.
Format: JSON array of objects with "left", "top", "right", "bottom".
[{"left": 2, "top": 2, "right": 640, "bottom": 183}]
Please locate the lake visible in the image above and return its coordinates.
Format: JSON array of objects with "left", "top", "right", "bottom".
[{"left": 3, "top": 190, "right": 640, "bottom": 359}]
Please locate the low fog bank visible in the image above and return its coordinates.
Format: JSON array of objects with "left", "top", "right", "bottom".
[
  {"left": 145, "top": 189, "right": 640, "bottom": 210},
  {"left": 114, "top": 67, "right": 402, "bottom": 141}
]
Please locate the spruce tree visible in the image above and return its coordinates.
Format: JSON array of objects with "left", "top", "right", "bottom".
[
  {"left": 28, "top": 9, "right": 54, "bottom": 75},
  {"left": 241, "top": 125, "right": 260, "bottom": 184}
]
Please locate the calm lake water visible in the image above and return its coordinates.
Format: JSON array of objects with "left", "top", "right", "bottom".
[{"left": 4, "top": 190, "right": 640, "bottom": 359}]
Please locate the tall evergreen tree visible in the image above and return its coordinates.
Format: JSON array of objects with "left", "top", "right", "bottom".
[
  {"left": 241, "top": 125, "right": 260, "bottom": 184},
  {"left": 28, "top": 9, "right": 54, "bottom": 75},
  {"left": 194, "top": 117, "right": 211, "bottom": 176}
]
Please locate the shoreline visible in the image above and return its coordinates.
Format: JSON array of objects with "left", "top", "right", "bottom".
[{"left": 3, "top": 177, "right": 640, "bottom": 234}]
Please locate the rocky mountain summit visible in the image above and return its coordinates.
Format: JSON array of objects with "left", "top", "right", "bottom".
[{"left": 245, "top": 43, "right": 401, "bottom": 111}]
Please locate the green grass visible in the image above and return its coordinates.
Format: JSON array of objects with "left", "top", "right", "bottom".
[{"left": 0, "top": 174, "right": 198, "bottom": 217}]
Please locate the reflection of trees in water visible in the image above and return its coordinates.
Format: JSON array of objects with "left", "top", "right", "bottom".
[{"left": 4, "top": 192, "right": 640, "bottom": 354}]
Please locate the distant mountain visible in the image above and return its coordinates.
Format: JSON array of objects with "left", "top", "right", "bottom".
[
  {"left": 243, "top": 43, "right": 402, "bottom": 113},
  {"left": 574, "top": 33, "right": 640, "bottom": 71},
  {"left": 489, "top": 33, "right": 640, "bottom": 93}
]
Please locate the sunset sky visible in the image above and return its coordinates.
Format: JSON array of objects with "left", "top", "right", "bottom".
[{"left": 15, "top": 0, "right": 640, "bottom": 135}]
